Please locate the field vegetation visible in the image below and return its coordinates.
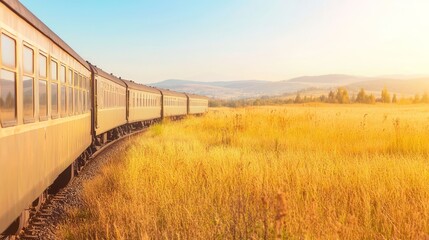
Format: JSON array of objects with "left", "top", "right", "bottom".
[
  {"left": 60, "top": 104, "right": 429, "bottom": 239},
  {"left": 209, "top": 87, "right": 429, "bottom": 107}
]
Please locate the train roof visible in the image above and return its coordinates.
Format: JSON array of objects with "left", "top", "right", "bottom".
[
  {"left": 185, "top": 93, "right": 209, "bottom": 100},
  {"left": 90, "top": 65, "right": 127, "bottom": 87},
  {"left": 2, "top": 0, "right": 90, "bottom": 70},
  {"left": 158, "top": 88, "right": 188, "bottom": 98},
  {"left": 121, "top": 79, "right": 161, "bottom": 94}
]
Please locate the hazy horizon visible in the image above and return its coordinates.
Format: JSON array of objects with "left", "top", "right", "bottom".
[
  {"left": 151, "top": 73, "right": 429, "bottom": 84},
  {"left": 20, "top": 0, "right": 429, "bottom": 84}
]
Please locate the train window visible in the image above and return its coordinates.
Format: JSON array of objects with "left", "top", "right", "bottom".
[
  {"left": 79, "top": 75, "right": 82, "bottom": 112},
  {"left": 39, "top": 80, "right": 47, "bottom": 118},
  {"left": 23, "top": 46, "right": 34, "bottom": 120},
  {"left": 79, "top": 89, "right": 82, "bottom": 113},
  {"left": 104, "top": 89, "right": 107, "bottom": 109},
  {"left": 68, "top": 69, "right": 73, "bottom": 85},
  {"left": 87, "top": 92, "right": 90, "bottom": 111},
  {"left": 68, "top": 86, "right": 72, "bottom": 114},
  {"left": 0, "top": 34, "right": 17, "bottom": 125},
  {"left": 74, "top": 88, "right": 78, "bottom": 114},
  {"left": 23, "top": 46, "right": 34, "bottom": 74},
  {"left": 50, "top": 60, "right": 58, "bottom": 81},
  {"left": 0, "top": 69, "right": 16, "bottom": 123},
  {"left": 74, "top": 72, "right": 78, "bottom": 87},
  {"left": 83, "top": 90, "right": 86, "bottom": 112},
  {"left": 1, "top": 34, "right": 15, "bottom": 68},
  {"left": 39, "top": 54, "right": 47, "bottom": 78},
  {"left": 60, "top": 65, "right": 66, "bottom": 83},
  {"left": 23, "top": 76, "right": 34, "bottom": 119},
  {"left": 51, "top": 83, "right": 58, "bottom": 116},
  {"left": 61, "top": 86, "right": 66, "bottom": 115}
]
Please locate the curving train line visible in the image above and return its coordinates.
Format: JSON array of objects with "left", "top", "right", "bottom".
[{"left": 0, "top": 0, "right": 208, "bottom": 236}]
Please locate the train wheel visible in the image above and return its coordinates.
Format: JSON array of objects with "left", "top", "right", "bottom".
[
  {"left": 1, "top": 209, "right": 30, "bottom": 236},
  {"left": 31, "top": 191, "right": 47, "bottom": 212}
]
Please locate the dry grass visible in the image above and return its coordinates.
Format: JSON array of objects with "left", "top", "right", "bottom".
[{"left": 60, "top": 104, "right": 429, "bottom": 239}]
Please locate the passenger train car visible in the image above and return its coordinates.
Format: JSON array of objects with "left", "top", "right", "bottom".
[
  {"left": 160, "top": 89, "right": 188, "bottom": 119},
  {"left": 186, "top": 93, "right": 209, "bottom": 115},
  {"left": 123, "top": 79, "right": 162, "bottom": 127},
  {"left": 0, "top": 0, "right": 209, "bottom": 236}
]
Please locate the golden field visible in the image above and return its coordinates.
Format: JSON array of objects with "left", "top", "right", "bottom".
[{"left": 61, "top": 104, "right": 429, "bottom": 239}]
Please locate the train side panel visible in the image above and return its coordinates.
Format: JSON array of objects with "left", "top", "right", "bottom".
[
  {"left": 94, "top": 73, "right": 127, "bottom": 136},
  {"left": 0, "top": 2, "right": 91, "bottom": 233},
  {"left": 0, "top": 115, "right": 91, "bottom": 232},
  {"left": 128, "top": 89, "right": 162, "bottom": 122},
  {"left": 162, "top": 95, "right": 188, "bottom": 117},
  {"left": 188, "top": 97, "right": 209, "bottom": 115}
]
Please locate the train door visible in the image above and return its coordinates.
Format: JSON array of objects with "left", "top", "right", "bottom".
[
  {"left": 126, "top": 90, "right": 130, "bottom": 121},
  {"left": 94, "top": 77, "right": 98, "bottom": 129}
]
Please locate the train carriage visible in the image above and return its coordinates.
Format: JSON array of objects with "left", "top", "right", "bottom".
[
  {"left": 89, "top": 65, "right": 127, "bottom": 144},
  {"left": 122, "top": 80, "right": 162, "bottom": 126},
  {"left": 0, "top": 0, "right": 92, "bottom": 234},
  {"left": 186, "top": 93, "right": 209, "bottom": 115},
  {"left": 159, "top": 89, "right": 188, "bottom": 119}
]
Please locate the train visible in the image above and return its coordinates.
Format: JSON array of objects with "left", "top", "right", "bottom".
[{"left": 0, "top": 0, "right": 208, "bottom": 236}]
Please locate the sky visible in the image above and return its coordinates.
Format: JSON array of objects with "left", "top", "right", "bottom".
[{"left": 19, "top": 0, "right": 429, "bottom": 84}]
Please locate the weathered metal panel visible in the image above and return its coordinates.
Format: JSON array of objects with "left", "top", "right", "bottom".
[{"left": 0, "top": 114, "right": 91, "bottom": 233}]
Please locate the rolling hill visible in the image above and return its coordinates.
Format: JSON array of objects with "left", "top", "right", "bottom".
[{"left": 149, "top": 75, "right": 429, "bottom": 99}]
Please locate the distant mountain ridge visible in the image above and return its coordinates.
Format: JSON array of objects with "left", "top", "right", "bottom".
[{"left": 149, "top": 74, "right": 429, "bottom": 99}]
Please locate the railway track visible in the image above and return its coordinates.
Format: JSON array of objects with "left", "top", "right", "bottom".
[{"left": 11, "top": 127, "right": 149, "bottom": 240}]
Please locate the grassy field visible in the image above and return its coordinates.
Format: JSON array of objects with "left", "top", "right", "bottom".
[{"left": 60, "top": 104, "right": 429, "bottom": 239}]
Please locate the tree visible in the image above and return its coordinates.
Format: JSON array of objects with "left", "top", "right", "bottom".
[
  {"left": 381, "top": 87, "right": 391, "bottom": 103},
  {"left": 367, "top": 94, "right": 376, "bottom": 104},
  {"left": 356, "top": 88, "right": 366, "bottom": 103},
  {"left": 294, "top": 93, "right": 302, "bottom": 104},
  {"left": 336, "top": 87, "right": 350, "bottom": 104},
  {"left": 421, "top": 92, "right": 429, "bottom": 103},
  {"left": 392, "top": 94, "right": 398, "bottom": 103},
  {"left": 328, "top": 91, "right": 336, "bottom": 103},
  {"left": 414, "top": 94, "right": 421, "bottom": 104}
]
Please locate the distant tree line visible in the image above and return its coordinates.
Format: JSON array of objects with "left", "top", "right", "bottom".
[{"left": 209, "top": 87, "right": 429, "bottom": 108}]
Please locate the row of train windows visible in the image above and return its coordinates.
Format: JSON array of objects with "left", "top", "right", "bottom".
[
  {"left": 0, "top": 32, "right": 90, "bottom": 126},
  {"left": 102, "top": 91, "right": 125, "bottom": 108},
  {"left": 99, "top": 82, "right": 125, "bottom": 109},
  {"left": 191, "top": 100, "right": 208, "bottom": 106},
  {"left": 164, "top": 98, "right": 186, "bottom": 107},
  {"left": 132, "top": 93, "right": 159, "bottom": 108}
]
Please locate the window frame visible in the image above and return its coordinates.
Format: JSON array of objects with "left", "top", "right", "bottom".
[
  {"left": 38, "top": 51, "right": 48, "bottom": 121},
  {"left": 59, "top": 64, "right": 67, "bottom": 117},
  {"left": 50, "top": 58, "right": 59, "bottom": 119},
  {"left": 0, "top": 31, "right": 18, "bottom": 127},
  {"left": 68, "top": 68, "right": 74, "bottom": 116},
  {"left": 22, "top": 42, "right": 36, "bottom": 123}
]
